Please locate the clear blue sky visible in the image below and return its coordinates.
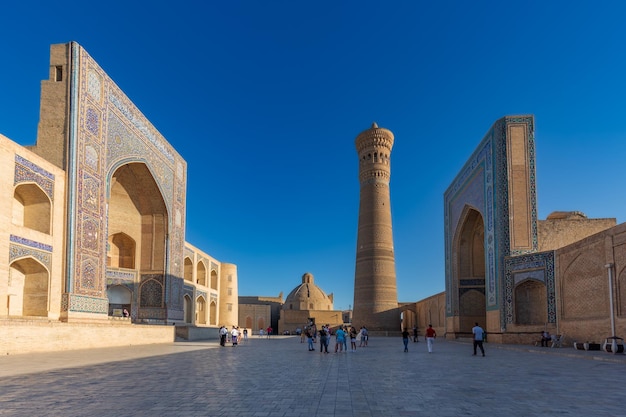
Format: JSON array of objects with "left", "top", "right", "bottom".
[{"left": 2, "top": 2, "right": 626, "bottom": 310}]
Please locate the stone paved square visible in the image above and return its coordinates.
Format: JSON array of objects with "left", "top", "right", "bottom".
[{"left": 0, "top": 336, "right": 624, "bottom": 416}]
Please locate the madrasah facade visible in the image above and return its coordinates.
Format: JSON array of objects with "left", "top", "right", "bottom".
[{"left": 1, "top": 42, "right": 238, "bottom": 354}]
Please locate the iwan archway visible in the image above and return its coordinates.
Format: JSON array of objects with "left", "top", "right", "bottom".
[
  {"left": 454, "top": 207, "right": 486, "bottom": 334},
  {"left": 107, "top": 162, "right": 168, "bottom": 322},
  {"left": 444, "top": 116, "right": 537, "bottom": 342}
]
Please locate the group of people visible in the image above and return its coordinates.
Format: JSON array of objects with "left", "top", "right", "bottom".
[
  {"left": 401, "top": 322, "right": 486, "bottom": 356},
  {"left": 297, "top": 322, "right": 489, "bottom": 356},
  {"left": 303, "top": 325, "right": 368, "bottom": 353},
  {"left": 219, "top": 325, "right": 248, "bottom": 347}
]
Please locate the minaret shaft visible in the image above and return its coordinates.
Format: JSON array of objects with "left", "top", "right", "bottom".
[{"left": 352, "top": 124, "right": 398, "bottom": 333}]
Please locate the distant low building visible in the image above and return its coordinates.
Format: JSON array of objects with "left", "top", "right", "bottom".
[
  {"left": 278, "top": 272, "right": 344, "bottom": 334},
  {"left": 238, "top": 294, "right": 283, "bottom": 335}
]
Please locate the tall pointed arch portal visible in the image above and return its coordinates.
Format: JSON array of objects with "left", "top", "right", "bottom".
[
  {"left": 107, "top": 162, "right": 169, "bottom": 322},
  {"left": 455, "top": 207, "right": 486, "bottom": 334}
]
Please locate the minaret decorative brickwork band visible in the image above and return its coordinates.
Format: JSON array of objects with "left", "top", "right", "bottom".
[{"left": 352, "top": 123, "right": 399, "bottom": 333}]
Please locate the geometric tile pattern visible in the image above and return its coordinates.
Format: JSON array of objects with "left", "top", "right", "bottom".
[
  {"left": 9, "top": 243, "right": 52, "bottom": 272},
  {"left": 63, "top": 43, "right": 187, "bottom": 318},
  {"left": 9, "top": 234, "right": 52, "bottom": 252},
  {"left": 14, "top": 154, "right": 55, "bottom": 200},
  {"left": 139, "top": 276, "right": 163, "bottom": 308},
  {"left": 61, "top": 293, "right": 109, "bottom": 314}
]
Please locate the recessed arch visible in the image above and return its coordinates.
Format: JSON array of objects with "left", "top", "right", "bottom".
[
  {"left": 139, "top": 279, "right": 163, "bottom": 308},
  {"left": 108, "top": 162, "right": 168, "bottom": 276},
  {"left": 514, "top": 279, "right": 547, "bottom": 325},
  {"left": 209, "top": 300, "right": 217, "bottom": 325},
  {"left": 454, "top": 206, "right": 486, "bottom": 333},
  {"left": 13, "top": 183, "right": 51, "bottom": 234},
  {"left": 210, "top": 269, "right": 218, "bottom": 290},
  {"left": 183, "top": 294, "right": 193, "bottom": 323},
  {"left": 107, "top": 232, "right": 136, "bottom": 269},
  {"left": 400, "top": 307, "right": 417, "bottom": 331},
  {"left": 184, "top": 257, "right": 193, "bottom": 282},
  {"left": 9, "top": 257, "right": 49, "bottom": 317},
  {"left": 196, "top": 296, "right": 207, "bottom": 325},
  {"left": 196, "top": 261, "right": 207, "bottom": 286},
  {"left": 107, "top": 284, "right": 132, "bottom": 317}
]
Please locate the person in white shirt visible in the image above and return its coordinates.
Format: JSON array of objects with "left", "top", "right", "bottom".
[
  {"left": 231, "top": 326, "right": 240, "bottom": 346},
  {"left": 219, "top": 326, "right": 228, "bottom": 346},
  {"left": 472, "top": 323, "right": 485, "bottom": 357}
]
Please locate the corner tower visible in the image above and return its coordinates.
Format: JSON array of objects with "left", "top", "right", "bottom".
[{"left": 353, "top": 123, "right": 398, "bottom": 333}]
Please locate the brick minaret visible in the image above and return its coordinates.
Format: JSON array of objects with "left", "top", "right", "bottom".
[{"left": 352, "top": 123, "right": 398, "bottom": 333}]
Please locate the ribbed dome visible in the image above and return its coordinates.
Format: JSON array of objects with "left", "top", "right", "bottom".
[{"left": 283, "top": 273, "right": 333, "bottom": 311}]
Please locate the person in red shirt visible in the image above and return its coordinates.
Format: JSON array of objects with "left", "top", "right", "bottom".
[{"left": 425, "top": 324, "right": 436, "bottom": 353}]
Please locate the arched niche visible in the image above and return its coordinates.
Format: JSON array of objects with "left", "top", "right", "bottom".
[
  {"left": 514, "top": 279, "right": 547, "bottom": 325},
  {"left": 13, "top": 183, "right": 51, "bottom": 234},
  {"left": 183, "top": 294, "right": 193, "bottom": 323},
  {"left": 196, "top": 296, "right": 207, "bottom": 324},
  {"left": 107, "top": 285, "right": 132, "bottom": 317},
  {"left": 107, "top": 232, "right": 136, "bottom": 269},
  {"left": 9, "top": 257, "right": 49, "bottom": 317},
  {"left": 184, "top": 257, "right": 193, "bottom": 282},
  {"left": 209, "top": 300, "right": 217, "bottom": 325},
  {"left": 196, "top": 261, "right": 207, "bottom": 286},
  {"left": 210, "top": 270, "right": 218, "bottom": 290}
]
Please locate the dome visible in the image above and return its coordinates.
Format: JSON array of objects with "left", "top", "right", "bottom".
[
  {"left": 546, "top": 211, "right": 587, "bottom": 220},
  {"left": 283, "top": 273, "right": 334, "bottom": 311}
]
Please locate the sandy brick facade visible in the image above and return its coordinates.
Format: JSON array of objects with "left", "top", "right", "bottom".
[
  {"left": 0, "top": 135, "right": 66, "bottom": 320},
  {"left": 239, "top": 295, "right": 282, "bottom": 334},
  {"left": 554, "top": 222, "right": 626, "bottom": 344},
  {"left": 0, "top": 319, "right": 174, "bottom": 355},
  {"left": 0, "top": 42, "right": 238, "bottom": 354},
  {"left": 442, "top": 115, "right": 626, "bottom": 347},
  {"left": 538, "top": 212, "right": 616, "bottom": 251}
]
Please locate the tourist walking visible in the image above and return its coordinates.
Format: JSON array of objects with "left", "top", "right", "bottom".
[
  {"left": 412, "top": 326, "right": 418, "bottom": 343},
  {"left": 219, "top": 326, "right": 228, "bottom": 347},
  {"left": 231, "top": 326, "right": 239, "bottom": 346},
  {"left": 306, "top": 328, "right": 314, "bottom": 351},
  {"left": 359, "top": 326, "right": 369, "bottom": 347},
  {"left": 425, "top": 324, "right": 436, "bottom": 353},
  {"left": 243, "top": 328, "right": 248, "bottom": 342},
  {"left": 402, "top": 328, "right": 410, "bottom": 352},
  {"left": 319, "top": 326, "right": 329, "bottom": 353},
  {"left": 334, "top": 327, "right": 346, "bottom": 353},
  {"left": 472, "top": 322, "right": 485, "bottom": 356},
  {"left": 349, "top": 326, "right": 358, "bottom": 352}
]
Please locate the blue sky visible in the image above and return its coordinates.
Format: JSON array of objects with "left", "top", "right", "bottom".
[{"left": 2, "top": 1, "right": 626, "bottom": 310}]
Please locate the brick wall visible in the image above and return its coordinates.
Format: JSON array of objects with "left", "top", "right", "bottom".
[{"left": 0, "top": 319, "right": 175, "bottom": 355}]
